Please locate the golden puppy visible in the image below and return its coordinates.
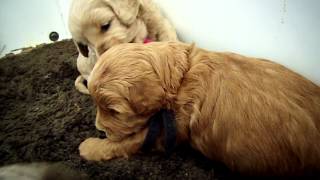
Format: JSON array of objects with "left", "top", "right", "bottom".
[
  {"left": 80, "top": 42, "right": 320, "bottom": 175},
  {"left": 68, "top": 0, "right": 178, "bottom": 94}
]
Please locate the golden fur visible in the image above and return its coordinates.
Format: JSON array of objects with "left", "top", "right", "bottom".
[
  {"left": 68, "top": 0, "right": 178, "bottom": 94},
  {"left": 79, "top": 42, "right": 320, "bottom": 175}
]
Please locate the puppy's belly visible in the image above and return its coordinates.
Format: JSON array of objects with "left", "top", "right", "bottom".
[{"left": 180, "top": 53, "right": 320, "bottom": 175}]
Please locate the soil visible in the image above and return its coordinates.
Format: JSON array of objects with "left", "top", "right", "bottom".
[{"left": 0, "top": 40, "right": 233, "bottom": 179}]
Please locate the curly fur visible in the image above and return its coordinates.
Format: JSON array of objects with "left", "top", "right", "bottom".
[
  {"left": 68, "top": 0, "right": 177, "bottom": 94},
  {"left": 80, "top": 42, "right": 320, "bottom": 176}
]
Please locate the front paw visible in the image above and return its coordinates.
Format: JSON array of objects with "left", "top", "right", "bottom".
[{"left": 79, "top": 138, "right": 113, "bottom": 161}]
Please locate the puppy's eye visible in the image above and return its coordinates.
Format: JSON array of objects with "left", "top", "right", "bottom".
[
  {"left": 109, "top": 109, "right": 119, "bottom": 116},
  {"left": 101, "top": 23, "right": 110, "bottom": 32}
]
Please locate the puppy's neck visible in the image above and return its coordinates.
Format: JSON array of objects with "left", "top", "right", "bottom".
[
  {"left": 164, "top": 43, "right": 201, "bottom": 142},
  {"left": 153, "top": 42, "right": 195, "bottom": 109}
]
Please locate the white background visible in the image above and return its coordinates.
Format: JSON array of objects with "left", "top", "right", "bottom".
[
  {"left": 1, "top": 0, "right": 319, "bottom": 84},
  {"left": 0, "top": 0, "right": 71, "bottom": 55}
]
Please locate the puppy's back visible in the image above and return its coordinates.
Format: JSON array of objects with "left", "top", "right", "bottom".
[{"left": 183, "top": 48, "right": 320, "bottom": 175}]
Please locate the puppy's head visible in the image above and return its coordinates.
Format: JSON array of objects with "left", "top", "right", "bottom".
[
  {"left": 68, "top": 0, "right": 146, "bottom": 57},
  {"left": 88, "top": 42, "right": 192, "bottom": 141}
]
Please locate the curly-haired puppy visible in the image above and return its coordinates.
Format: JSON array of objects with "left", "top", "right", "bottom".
[
  {"left": 68, "top": 0, "right": 177, "bottom": 94},
  {"left": 79, "top": 42, "right": 320, "bottom": 176}
]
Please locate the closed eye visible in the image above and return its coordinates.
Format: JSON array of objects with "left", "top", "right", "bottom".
[
  {"left": 101, "top": 23, "right": 110, "bottom": 32},
  {"left": 109, "top": 108, "right": 119, "bottom": 116}
]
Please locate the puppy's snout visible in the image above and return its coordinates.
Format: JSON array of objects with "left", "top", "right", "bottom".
[{"left": 95, "top": 119, "right": 105, "bottom": 132}]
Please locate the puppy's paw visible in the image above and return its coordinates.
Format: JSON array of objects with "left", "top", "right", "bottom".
[{"left": 79, "top": 138, "right": 113, "bottom": 161}]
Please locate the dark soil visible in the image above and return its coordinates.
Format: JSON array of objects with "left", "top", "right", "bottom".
[{"left": 0, "top": 40, "right": 232, "bottom": 179}]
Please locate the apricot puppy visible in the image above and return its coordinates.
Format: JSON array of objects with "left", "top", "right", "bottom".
[{"left": 80, "top": 42, "right": 320, "bottom": 175}]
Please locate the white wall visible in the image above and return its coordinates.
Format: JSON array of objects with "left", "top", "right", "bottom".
[
  {"left": 1, "top": 0, "right": 319, "bottom": 85},
  {"left": 155, "top": 0, "right": 320, "bottom": 85},
  {"left": 0, "top": 0, "right": 71, "bottom": 56}
]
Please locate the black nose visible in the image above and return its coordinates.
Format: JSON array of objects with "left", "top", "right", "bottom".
[
  {"left": 98, "top": 131, "right": 107, "bottom": 138},
  {"left": 77, "top": 43, "right": 89, "bottom": 57}
]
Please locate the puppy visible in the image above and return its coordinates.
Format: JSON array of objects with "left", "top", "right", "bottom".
[
  {"left": 79, "top": 42, "right": 320, "bottom": 176},
  {"left": 68, "top": 0, "right": 178, "bottom": 94}
]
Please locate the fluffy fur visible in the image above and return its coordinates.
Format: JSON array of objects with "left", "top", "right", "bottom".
[
  {"left": 79, "top": 42, "right": 320, "bottom": 176},
  {"left": 68, "top": 0, "right": 177, "bottom": 94}
]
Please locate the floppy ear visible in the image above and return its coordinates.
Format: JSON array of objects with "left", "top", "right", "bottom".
[
  {"left": 103, "top": 0, "right": 140, "bottom": 25},
  {"left": 129, "top": 79, "right": 165, "bottom": 115}
]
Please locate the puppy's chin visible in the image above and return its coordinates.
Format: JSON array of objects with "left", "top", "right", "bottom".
[
  {"left": 107, "top": 131, "right": 132, "bottom": 142},
  {"left": 95, "top": 119, "right": 106, "bottom": 131},
  {"left": 104, "top": 123, "right": 149, "bottom": 142},
  {"left": 95, "top": 126, "right": 118, "bottom": 141}
]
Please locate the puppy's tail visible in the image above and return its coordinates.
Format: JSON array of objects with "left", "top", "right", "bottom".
[{"left": 75, "top": 75, "right": 90, "bottom": 95}]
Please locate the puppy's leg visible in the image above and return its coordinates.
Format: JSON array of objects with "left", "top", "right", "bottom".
[
  {"left": 75, "top": 75, "right": 90, "bottom": 95},
  {"left": 79, "top": 129, "right": 148, "bottom": 161}
]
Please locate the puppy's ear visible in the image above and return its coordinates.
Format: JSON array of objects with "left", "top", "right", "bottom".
[
  {"left": 103, "top": 0, "right": 140, "bottom": 25},
  {"left": 129, "top": 79, "right": 165, "bottom": 115}
]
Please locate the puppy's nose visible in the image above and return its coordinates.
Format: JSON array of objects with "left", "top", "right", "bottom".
[
  {"left": 77, "top": 43, "right": 89, "bottom": 57},
  {"left": 98, "top": 131, "right": 107, "bottom": 138}
]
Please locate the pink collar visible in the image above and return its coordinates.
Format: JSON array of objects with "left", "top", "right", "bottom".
[{"left": 143, "top": 38, "right": 153, "bottom": 44}]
